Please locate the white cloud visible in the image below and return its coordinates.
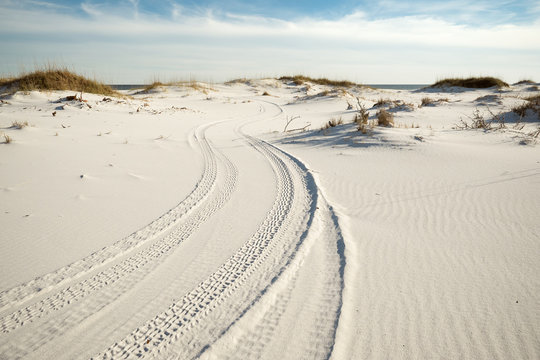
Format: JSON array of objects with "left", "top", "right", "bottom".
[
  {"left": 127, "top": 0, "right": 139, "bottom": 19},
  {"left": 5, "top": 6, "right": 536, "bottom": 51},
  {"left": 80, "top": 2, "right": 102, "bottom": 17},
  {"left": 0, "top": 3, "right": 539, "bottom": 83},
  {"left": 171, "top": 2, "right": 182, "bottom": 20},
  {"left": 25, "top": 0, "right": 69, "bottom": 9}
]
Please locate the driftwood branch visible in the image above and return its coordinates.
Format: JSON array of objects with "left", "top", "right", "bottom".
[
  {"left": 286, "top": 123, "right": 311, "bottom": 132},
  {"left": 283, "top": 115, "right": 300, "bottom": 132}
]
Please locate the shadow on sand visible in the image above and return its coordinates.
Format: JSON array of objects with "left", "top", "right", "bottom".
[{"left": 273, "top": 122, "right": 416, "bottom": 150}]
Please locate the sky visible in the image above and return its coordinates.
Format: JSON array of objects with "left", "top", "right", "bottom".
[{"left": 1, "top": 0, "right": 539, "bottom": 84}]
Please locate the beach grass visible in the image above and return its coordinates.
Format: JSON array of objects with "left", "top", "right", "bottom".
[
  {"left": 279, "top": 75, "right": 357, "bottom": 87},
  {"left": 0, "top": 67, "right": 120, "bottom": 96},
  {"left": 431, "top": 77, "right": 509, "bottom": 89}
]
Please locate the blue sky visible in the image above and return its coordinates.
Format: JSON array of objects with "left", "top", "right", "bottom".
[{"left": 1, "top": 0, "right": 539, "bottom": 83}]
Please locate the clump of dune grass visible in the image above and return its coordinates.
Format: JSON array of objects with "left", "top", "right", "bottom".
[
  {"left": 420, "top": 97, "right": 449, "bottom": 107},
  {"left": 279, "top": 75, "right": 357, "bottom": 87},
  {"left": 177, "top": 80, "right": 215, "bottom": 94},
  {"left": 11, "top": 121, "right": 29, "bottom": 129},
  {"left": 354, "top": 105, "right": 372, "bottom": 134},
  {"left": 225, "top": 78, "right": 250, "bottom": 85},
  {"left": 375, "top": 98, "right": 415, "bottom": 112},
  {"left": 321, "top": 117, "right": 344, "bottom": 130},
  {"left": 421, "top": 97, "right": 434, "bottom": 107},
  {"left": 142, "top": 81, "right": 165, "bottom": 92},
  {"left": 431, "top": 77, "right": 509, "bottom": 89},
  {"left": 525, "top": 94, "right": 540, "bottom": 104},
  {"left": 512, "top": 94, "right": 540, "bottom": 118},
  {"left": 0, "top": 67, "right": 120, "bottom": 96},
  {"left": 2, "top": 133, "right": 12, "bottom": 144},
  {"left": 374, "top": 98, "right": 392, "bottom": 107},
  {"left": 376, "top": 109, "right": 394, "bottom": 127},
  {"left": 513, "top": 80, "right": 535, "bottom": 85},
  {"left": 354, "top": 104, "right": 369, "bottom": 124},
  {"left": 262, "top": 91, "right": 271, "bottom": 96}
]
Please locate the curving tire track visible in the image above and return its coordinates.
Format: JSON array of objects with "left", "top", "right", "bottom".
[
  {"left": 197, "top": 192, "right": 345, "bottom": 360},
  {"left": 0, "top": 123, "right": 239, "bottom": 358},
  {"left": 1, "top": 97, "right": 346, "bottom": 360},
  {"left": 94, "top": 100, "right": 346, "bottom": 360},
  {"left": 94, "top": 124, "right": 316, "bottom": 359},
  {"left": 0, "top": 123, "right": 220, "bottom": 314}
]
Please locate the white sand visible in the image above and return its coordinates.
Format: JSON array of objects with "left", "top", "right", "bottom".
[{"left": 0, "top": 80, "right": 539, "bottom": 359}]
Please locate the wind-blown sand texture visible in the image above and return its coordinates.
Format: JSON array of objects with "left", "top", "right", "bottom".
[{"left": 0, "top": 79, "right": 539, "bottom": 359}]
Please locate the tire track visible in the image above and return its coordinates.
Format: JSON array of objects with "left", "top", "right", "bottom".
[
  {"left": 199, "top": 193, "right": 344, "bottom": 360},
  {"left": 0, "top": 123, "right": 219, "bottom": 314},
  {"left": 94, "top": 126, "right": 315, "bottom": 359},
  {"left": 0, "top": 125, "right": 239, "bottom": 358}
]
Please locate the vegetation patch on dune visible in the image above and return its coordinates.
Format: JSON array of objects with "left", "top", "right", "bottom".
[
  {"left": 431, "top": 77, "right": 509, "bottom": 89},
  {"left": 376, "top": 109, "right": 394, "bottom": 127},
  {"left": 136, "top": 80, "right": 215, "bottom": 95},
  {"left": 0, "top": 68, "right": 120, "bottom": 96},
  {"left": 513, "top": 80, "right": 536, "bottom": 85},
  {"left": 421, "top": 97, "right": 449, "bottom": 107},
  {"left": 512, "top": 94, "right": 540, "bottom": 118},
  {"left": 142, "top": 81, "right": 165, "bottom": 92},
  {"left": 321, "top": 117, "right": 344, "bottom": 131},
  {"left": 279, "top": 75, "right": 357, "bottom": 87}
]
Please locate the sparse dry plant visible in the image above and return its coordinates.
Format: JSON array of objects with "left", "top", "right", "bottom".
[
  {"left": 283, "top": 115, "right": 301, "bottom": 132},
  {"left": 321, "top": 117, "right": 344, "bottom": 130},
  {"left": 455, "top": 107, "right": 508, "bottom": 130},
  {"left": 11, "top": 121, "right": 29, "bottom": 129},
  {"left": 354, "top": 104, "right": 369, "bottom": 125},
  {"left": 357, "top": 122, "right": 371, "bottom": 134},
  {"left": 356, "top": 116, "right": 373, "bottom": 134},
  {"left": 529, "top": 126, "right": 540, "bottom": 138},
  {"left": 155, "top": 134, "right": 171, "bottom": 140},
  {"left": 2, "top": 133, "right": 12, "bottom": 143},
  {"left": 392, "top": 100, "right": 415, "bottom": 111},
  {"left": 421, "top": 97, "right": 449, "bottom": 107},
  {"left": 374, "top": 98, "right": 392, "bottom": 107},
  {"left": 376, "top": 109, "right": 394, "bottom": 127},
  {"left": 486, "top": 107, "right": 507, "bottom": 129},
  {"left": 511, "top": 94, "right": 540, "bottom": 119},
  {"left": 421, "top": 97, "right": 434, "bottom": 107}
]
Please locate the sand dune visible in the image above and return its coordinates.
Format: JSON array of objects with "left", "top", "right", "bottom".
[{"left": 0, "top": 80, "right": 539, "bottom": 359}]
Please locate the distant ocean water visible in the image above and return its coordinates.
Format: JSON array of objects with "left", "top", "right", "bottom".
[
  {"left": 110, "top": 84, "right": 429, "bottom": 91},
  {"left": 367, "top": 84, "right": 428, "bottom": 90},
  {"left": 109, "top": 85, "right": 145, "bottom": 90}
]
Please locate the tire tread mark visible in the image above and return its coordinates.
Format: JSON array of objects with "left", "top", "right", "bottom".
[
  {"left": 94, "top": 132, "right": 312, "bottom": 359},
  {"left": 0, "top": 124, "right": 218, "bottom": 313}
]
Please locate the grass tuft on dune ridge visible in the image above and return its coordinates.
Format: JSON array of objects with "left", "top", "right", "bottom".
[
  {"left": 279, "top": 75, "right": 357, "bottom": 87},
  {"left": 142, "top": 81, "right": 165, "bottom": 92},
  {"left": 512, "top": 94, "right": 540, "bottom": 118},
  {"left": 513, "top": 79, "right": 536, "bottom": 85},
  {"left": 137, "top": 80, "right": 215, "bottom": 95},
  {"left": 431, "top": 77, "right": 509, "bottom": 89},
  {"left": 0, "top": 67, "right": 120, "bottom": 96}
]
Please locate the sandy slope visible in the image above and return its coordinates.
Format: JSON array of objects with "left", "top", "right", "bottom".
[{"left": 0, "top": 80, "right": 539, "bottom": 359}]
